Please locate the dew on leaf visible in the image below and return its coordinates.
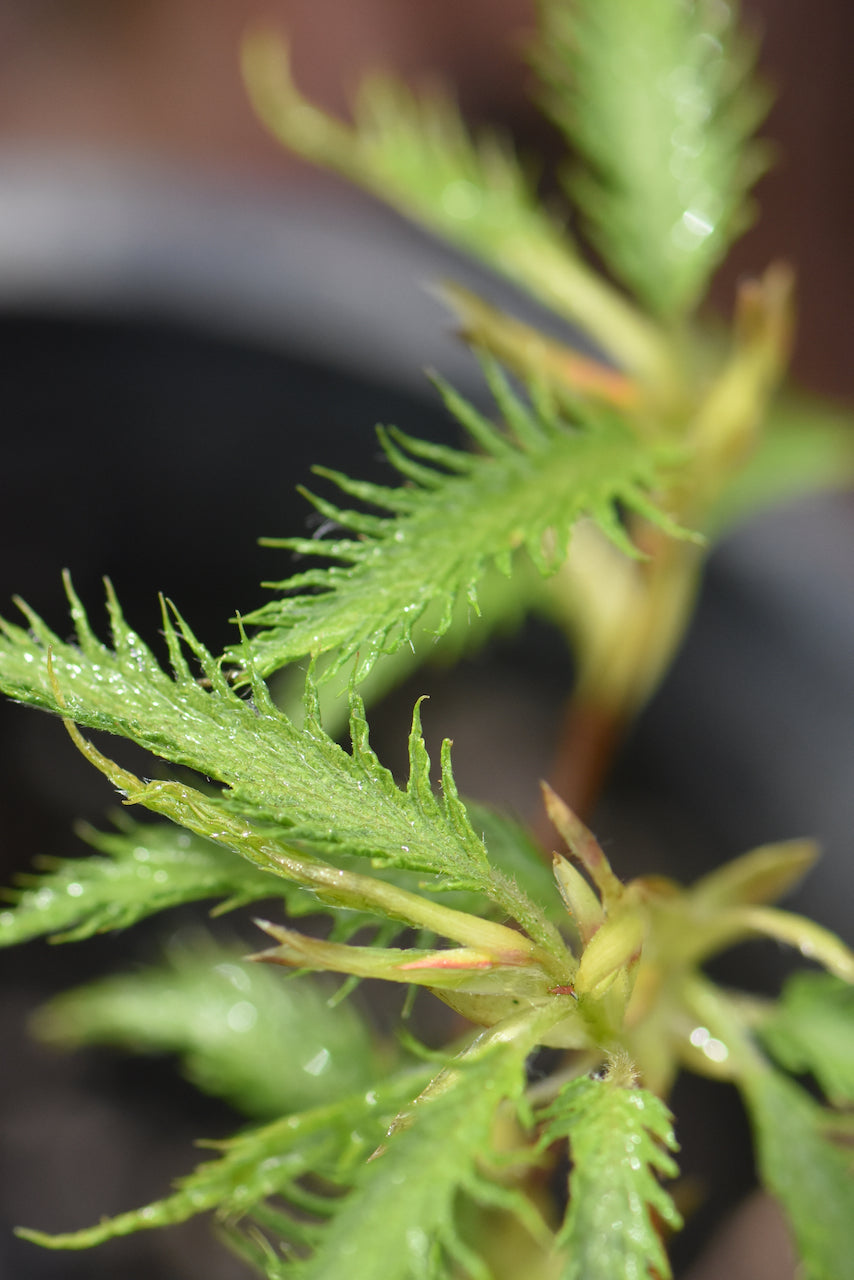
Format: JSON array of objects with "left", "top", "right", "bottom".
[
  {"left": 302, "top": 1047, "right": 331, "bottom": 1077},
  {"left": 406, "top": 1227, "right": 429, "bottom": 1258},
  {"left": 226, "top": 1001, "right": 258, "bottom": 1033},
  {"left": 216, "top": 963, "right": 252, "bottom": 993}
]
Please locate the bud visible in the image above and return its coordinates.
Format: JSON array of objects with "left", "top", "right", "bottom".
[
  {"left": 575, "top": 907, "right": 646, "bottom": 996},
  {"left": 541, "top": 782, "right": 624, "bottom": 908},
  {"left": 552, "top": 854, "right": 604, "bottom": 944}
]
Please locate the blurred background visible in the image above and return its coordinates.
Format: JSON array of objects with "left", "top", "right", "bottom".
[{"left": 0, "top": 1, "right": 852, "bottom": 1276}]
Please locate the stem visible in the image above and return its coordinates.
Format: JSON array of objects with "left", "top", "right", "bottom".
[
  {"left": 541, "top": 530, "right": 704, "bottom": 827},
  {"left": 544, "top": 696, "right": 626, "bottom": 823}
]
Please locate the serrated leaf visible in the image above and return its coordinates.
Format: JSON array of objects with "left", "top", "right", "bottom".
[
  {"left": 539, "top": 1069, "right": 682, "bottom": 1280},
  {"left": 19, "top": 1012, "right": 557, "bottom": 1277},
  {"left": 271, "top": 557, "right": 553, "bottom": 742},
  {"left": 275, "top": 1017, "right": 552, "bottom": 1280},
  {"left": 740, "top": 1067, "right": 854, "bottom": 1280},
  {"left": 236, "top": 369, "right": 694, "bottom": 682},
  {"left": 242, "top": 34, "right": 669, "bottom": 382},
  {"left": 536, "top": 0, "right": 771, "bottom": 316},
  {"left": 0, "top": 818, "right": 286, "bottom": 947},
  {"left": 17, "top": 1066, "right": 433, "bottom": 1253},
  {"left": 759, "top": 973, "right": 854, "bottom": 1106},
  {"left": 34, "top": 940, "right": 386, "bottom": 1119},
  {"left": 0, "top": 581, "right": 565, "bottom": 968}
]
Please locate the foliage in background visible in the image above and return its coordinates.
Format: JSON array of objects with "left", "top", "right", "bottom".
[{"left": 2, "top": 2, "right": 854, "bottom": 1278}]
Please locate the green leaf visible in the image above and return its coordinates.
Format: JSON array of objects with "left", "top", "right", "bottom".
[
  {"left": 0, "top": 589, "right": 479, "bottom": 886},
  {"left": 466, "top": 802, "right": 568, "bottom": 932},
  {"left": 0, "top": 582, "right": 565, "bottom": 966},
  {"left": 17, "top": 1065, "right": 433, "bottom": 1253},
  {"left": 539, "top": 1063, "right": 682, "bottom": 1280},
  {"left": 759, "top": 973, "right": 854, "bottom": 1106},
  {"left": 237, "top": 368, "right": 694, "bottom": 682},
  {"left": 0, "top": 818, "right": 286, "bottom": 947},
  {"left": 33, "top": 939, "right": 387, "bottom": 1119},
  {"left": 19, "top": 1009, "right": 559, "bottom": 1276},
  {"left": 269, "top": 1017, "right": 552, "bottom": 1280},
  {"left": 242, "top": 34, "right": 670, "bottom": 383},
  {"left": 740, "top": 1067, "right": 854, "bottom": 1280},
  {"left": 271, "top": 557, "right": 550, "bottom": 742},
  {"left": 535, "top": 0, "right": 770, "bottom": 316},
  {"left": 702, "top": 390, "right": 854, "bottom": 538}
]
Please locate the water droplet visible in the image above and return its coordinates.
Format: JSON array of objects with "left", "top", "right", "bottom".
[
  {"left": 302, "top": 1047, "right": 331, "bottom": 1077},
  {"left": 671, "top": 207, "right": 715, "bottom": 250},
  {"left": 66, "top": 882, "right": 84, "bottom": 898},
  {"left": 226, "top": 1001, "right": 258, "bottom": 1033},
  {"left": 702, "top": 1037, "right": 729, "bottom": 1064},
  {"left": 33, "top": 889, "right": 54, "bottom": 910},
  {"left": 407, "top": 1228, "right": 428, "bottom": 1258},
  {"left": 216, "top": 963, "right": 252, "bottom": 992},
  {"left": 0, "top": 911, "right": 14, "bottom": 928}
]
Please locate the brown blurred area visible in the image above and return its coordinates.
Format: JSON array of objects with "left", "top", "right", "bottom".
[
  {"left": 722, "top": 0, "right": 854, "bottom": 401},
  {"left": 0, "top": 0, "right": 850, "bottom": 395},
  {"left": 0, "top": 0, "right": 535, "bottom": 173}
]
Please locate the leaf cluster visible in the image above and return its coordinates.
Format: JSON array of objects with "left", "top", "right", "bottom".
[
  {"left": 1, "top": 1, "right": 854, "bottom": 1278},
  {"left": 237, "top": 364, "right": 691, "bottom": 683}
]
